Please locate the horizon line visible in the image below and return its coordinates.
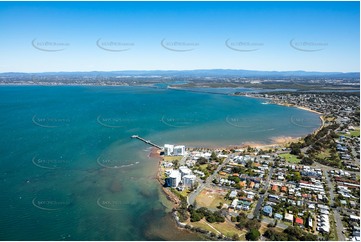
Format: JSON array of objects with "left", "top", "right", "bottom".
[{"left": 1, "top": 68, "right": 360, "bottom": 75}]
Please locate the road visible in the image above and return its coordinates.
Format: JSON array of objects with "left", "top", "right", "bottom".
[
  {"left": 312, "top": 161, "right": 360, "bottom": 176},
  {"left": 253, "top": 166, "right": 274, "bottom": 219},
  {"left": 179, "top": 153, "right": 189, "bottom": 166},
  {"left": 188, "top": 156, "right": 230, "bottom": 206},
  {"left": 261, "top": 217, "right": 288, "bottom": 229},
  {"left": 324, "top": 170, "right": 345, "bottom": 241}
]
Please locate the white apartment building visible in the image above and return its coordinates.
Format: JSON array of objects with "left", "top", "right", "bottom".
[
  {"left": 168, "top": 170, "right": 181, "bottom": 187},
  {"left": 182, "top": 174, "right": 196, "bottom": 187},
  {"left": 173, "top": 145, "right": 185, "bottom": 156}
]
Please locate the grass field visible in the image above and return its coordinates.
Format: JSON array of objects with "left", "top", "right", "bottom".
[
  {"left": 211, "top": 220, "right": 246, "bottom": 238},
  {"left": 195, "top": 188, "right": 228, "bottom": 209},
  {"left": 190, "top": 219, "right": 246, "bottom": 238},
  {"left": 325, "top": 117, "right": 336, "bottom": 122},
  {"left": 279, "top": 153, "right": 301, "bottom": 163},
  {"left": 339, "top": 128, "right": 360, "bottom": 138},
  {"left": 350, "top": 129, "right": 360, "bottom": 137},
  {"left": 315, "top": 149, "right": 331, "bottom": 159},
  {"left": 190, "top": 220, "right": 219, "bottom": 234},
  {"left": 199, "top": 164, "right": 208, "bottom": 170},
  {"left": 163, "top": 155, "right": 183, "bottom": 162}
]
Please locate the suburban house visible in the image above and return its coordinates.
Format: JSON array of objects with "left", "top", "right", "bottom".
[
  {"left": 284, "top": 213, "right": 294, "bottom": 223},
  {"left": 263, "top": 205, "right": 273, "bottom": 217},
  {"left": 229, "top": 190, "right": 238, "bottom": 199},
  {"left": 295, "top": 217, "right": 304, "bottom": 226},
  {"left": 274, "top": 213, "right": 283, "bottom": 220}
]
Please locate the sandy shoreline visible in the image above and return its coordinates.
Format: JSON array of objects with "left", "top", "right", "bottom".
[{"left": 240, "top": 94, "right": 324, "bottom": 115}]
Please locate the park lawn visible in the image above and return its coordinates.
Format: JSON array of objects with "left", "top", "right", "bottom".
[
  {"left": 163, "top": 155, "right": 183, "bottom": 162},
  {"left": 279, "top": 153, "right": 301, "bottom": 163},
  {"left": 178, "top": 188, "right": 191, "bottom": 197},
  {"left": 340, "top": 128, "right": 360, "bottom": 138},
  {"left": 316, "top": 149, "right": 331, "bottom": 159},
  {"left": 195, "top": 190, "right": 227, "bottom": 209},
  {"left": 191, "top": 219, "right": 245, "bottom": 238},
  {"left": 199, "top": 164, "right": 208, "bottom": 170},
  {"left": 190, "top": 220, "right": 219, "bottom": 234},
  {"left": 211, "top": 219, "right": 246, "bottom": 238},
  {"left": 325, "top": 117, "right": 336, "bottom": 122},
  {"left": 350, "top": 128, "right": 360, "bottom": 137}
]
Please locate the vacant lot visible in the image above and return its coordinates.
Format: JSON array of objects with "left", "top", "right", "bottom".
[
  {"left": 195, "top": 188, "right": 228, "bottom": 209},
  {"left": 163, "top": 155, "right": 183, "bottom": 162}
]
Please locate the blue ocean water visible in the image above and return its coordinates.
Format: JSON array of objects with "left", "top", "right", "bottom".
[{"left": 0, "top": 86, "right": 320, "bottom": 240}]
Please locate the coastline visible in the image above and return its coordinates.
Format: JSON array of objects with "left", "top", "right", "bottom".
[
  {"left": 240, "top": 93, "right": 325, "bottom": 136},
  {"left": 150, "top": 148, "right": 181, "bottom": 208},
  {"left": 150, "top": 93, "right": 326, "bottom": 239}
]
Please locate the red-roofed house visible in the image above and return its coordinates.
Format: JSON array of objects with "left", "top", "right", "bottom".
[
  {"left": 272, "top": 185, "right": 278, "bottom": 191},
  {"left": 281, "top": 186, "right": 287, "bottom": 192},
  {"left": 295, "top": 217, "right": 304, "bottom": 225}
]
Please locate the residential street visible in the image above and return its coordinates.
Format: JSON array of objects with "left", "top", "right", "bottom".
[
  {"left": 253, "top": 167, "right": 274, "bottom": 219},
  {"left": 324, "top": 170, "right": 345, "bottom": 241},
  {"left": 188, "top": 156, "right": 230, "bottom": 206}
]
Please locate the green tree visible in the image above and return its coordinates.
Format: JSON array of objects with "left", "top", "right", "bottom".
[
  {"left": 190, "top": 211, "right": 203, "bottom": 222},
  {"left": 246, "top": 229, "right": 260, "bottom": 241},
  {"left": 246, "top": 219, "right": 261, "bottom": 230},
  {"left": 197, "top": 157, "right": 208, "bottom": 165},
  {"left": 211, "top": 151, "right": 218, "bottom": 160},
  {"left": 293, "top": 171, "right": 301, "bottom": 182}
]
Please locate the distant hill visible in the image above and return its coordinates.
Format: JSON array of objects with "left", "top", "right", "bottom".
[{"left": 1, "top": 69, "right": 359, "bottom": 78}]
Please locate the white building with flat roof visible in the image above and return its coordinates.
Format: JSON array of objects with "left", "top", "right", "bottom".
[
  {"left": 173, "top": 145, "right": 185, "bottom": 156},
  {"left": 168, "top": 170, "right": 181, "bottom": 187},
  {"left": 182, "top": 174, "right": 196, "bottom": 187},
  {"left": 164, "top": 144, "right": 174, "bottom": 156},
  {"left": 179, "top": 166, "right": 192, "bottom": 178}
]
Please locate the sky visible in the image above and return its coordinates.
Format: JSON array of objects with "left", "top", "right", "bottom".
[{"left": 0, "top": 1, "right": 359, "bottom": 73}]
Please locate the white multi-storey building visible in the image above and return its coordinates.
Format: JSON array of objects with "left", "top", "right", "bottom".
[
  {"left": 182, "top": 174, "right": 196, "bottom": 187},
  {"left": 173, "top": 145, "right": 185, "bottom": 156},
  {"left": 179, "top": 166, "right": 192, "bottom": 178},
  {"left": 168, "top": 170, "right": 181, "bottom": 187},
  {"left": 164, "top": 144, "right": 174, "bottom": 156}
]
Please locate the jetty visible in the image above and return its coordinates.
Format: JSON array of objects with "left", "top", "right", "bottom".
[{"left": 131, "top": 135, "right": 162, "bottom": 149}]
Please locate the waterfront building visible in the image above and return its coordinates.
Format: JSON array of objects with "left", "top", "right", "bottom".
[
  {"left": 182, "top": 174, "right": 196, "bottom": 187},
  {"left": 179, "top": 166, "right": 192, "bottom": 178},
  {"left": 166, "top": 170, "right": 181, "bottom": 187},
  {"left": 164, "top": 144, "right": 174, "bottom": 156},
  {"left": 173, "top": 145, "right": 185, "bottom": 156}
]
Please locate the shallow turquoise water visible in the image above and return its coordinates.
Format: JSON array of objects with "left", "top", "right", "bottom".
[{"left": 0, "top": 86, "right": 320, "bottom": 240}]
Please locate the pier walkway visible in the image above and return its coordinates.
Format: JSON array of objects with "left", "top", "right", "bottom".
[{"left": 131, "top": 135, "right": 162, "bottom": 149}]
